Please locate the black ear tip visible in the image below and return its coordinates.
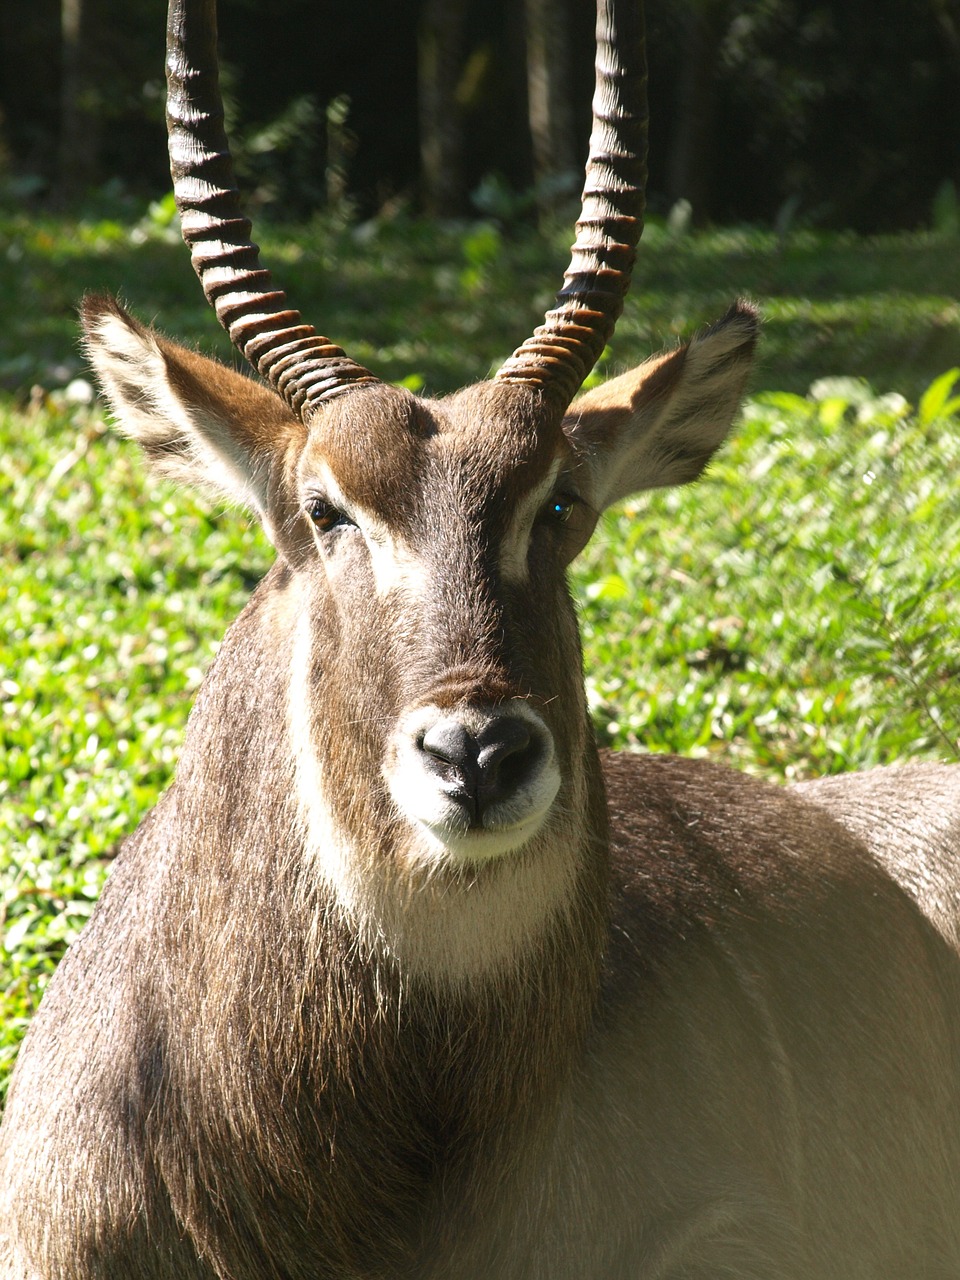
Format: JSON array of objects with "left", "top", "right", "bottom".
[
  {"left": 693, "top": 299, "right": 761, "bottom": 362},
  {"left": 79, "top": 292, "right": 119, "bottom": 322},
  {"left": 690, "top": 300, "right": 761, "bottom": 369},
  {"left": 78, "top": 293, "right": 146, "bottom": 340},
  {"left": 725, "top": 298, "right": 762, "bottom": 343}
]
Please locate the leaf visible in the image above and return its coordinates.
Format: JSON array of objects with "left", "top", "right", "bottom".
[
  {"left": 809, "top": 376, "right": 873, "bottom": 405},
  {"left": 753, "top": 390, "right": 812, "bottom": 417},
  {"left": 816, "top": 397, "right": 851, "bottom": 431},
  {"left": 917, "top": 368, "right": 960, "bottom": 426},
  {"left": 586, "top": 574, "right": 629, "bottom": 603},
  {"left": 3, "top": 912, "right": 39, "bottom": 955},
  {"left": 461, "top": 223, "right": 502, "bottom": 269}
]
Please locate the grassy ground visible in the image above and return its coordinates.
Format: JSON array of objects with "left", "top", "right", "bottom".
[
  {"left": 3, "top": 203, "right": 960, "bottom": 400},
  {"left": 1, "top": 206, "right": 960, "bottom": 1095}
]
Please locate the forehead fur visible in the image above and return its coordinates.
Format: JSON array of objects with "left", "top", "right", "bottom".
[{"left": 301, "top": 381, "right": 567, "bottom": 519}]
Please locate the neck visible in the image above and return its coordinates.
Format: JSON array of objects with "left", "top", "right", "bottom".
[{"left": 157, "top": 565, "right": 611, "bottom": 1273}]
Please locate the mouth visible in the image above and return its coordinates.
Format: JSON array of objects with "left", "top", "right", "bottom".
[
  {"left": 409, "top": 798, "right": 558, "bottom": 864},
  {"left": 384, "top": 701, "right": 561, "bottom": 865}
]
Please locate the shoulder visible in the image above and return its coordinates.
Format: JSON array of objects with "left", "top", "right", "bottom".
[{"left": 600, "top": 749, "right": 843, "bottom": 883}]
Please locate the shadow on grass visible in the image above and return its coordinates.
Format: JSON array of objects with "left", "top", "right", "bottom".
[{"left": 1, "top": 208, "right": 957, "bottom": 401}]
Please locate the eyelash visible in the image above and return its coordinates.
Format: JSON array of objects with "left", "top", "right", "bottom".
[
  {"left": 543, "top": 493, "right": 576, "bottom": 523},
  {"left": 307, "top": 498, "right": 354, "bottom": 534}
]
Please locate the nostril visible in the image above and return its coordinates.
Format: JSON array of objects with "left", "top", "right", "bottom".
[
  {"left": 475, "top": 719, "right": 535, "bottom": 796},
  {"left": 420, "top": 721, "right": 475, "bottom": 771},
  {"left": 419, "top": 719, "right": 537, "bottom": 795},
  {"left": 417, "top": 715, "right": 545, "bottom": 811},
  {"left": 419, "top": 721, "right": 480, "bottom": 818},
  {"left": 476, "top": 717, "right": 531, "bottom": 766}
]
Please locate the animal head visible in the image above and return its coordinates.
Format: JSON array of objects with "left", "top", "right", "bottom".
[{"left": 81, "top": 0, "right": 758, "bottom": 979}]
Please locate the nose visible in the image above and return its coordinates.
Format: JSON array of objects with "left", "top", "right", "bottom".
[{"left": 418, "top": 714, "right": 547, "bottom": 826}]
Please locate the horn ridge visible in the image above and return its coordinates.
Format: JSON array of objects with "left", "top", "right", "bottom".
[
  {"left": 495, "top": 0, "right": 648, "bottom": 406},
  {"left": 165, "top": 0, "right": 379, "bottom": 416}
]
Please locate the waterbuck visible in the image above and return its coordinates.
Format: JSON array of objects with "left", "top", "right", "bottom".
[{"left": 3, "top": 0, "right": 960, "bottom": 1275}]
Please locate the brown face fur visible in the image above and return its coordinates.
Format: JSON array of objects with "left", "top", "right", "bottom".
[
  {"left": 295, "top": 380, "right": 588, "bottom": 763},
  {"left": 280, "top": 380, "right": 602, "bottom": 981}
]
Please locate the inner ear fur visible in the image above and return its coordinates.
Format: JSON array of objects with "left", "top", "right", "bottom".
[
  {"left": 564, "top": 301, "right": 760, "bottom": 512},
  {"left": 80, "top": 293, "right": 305, "bottom": 529}
]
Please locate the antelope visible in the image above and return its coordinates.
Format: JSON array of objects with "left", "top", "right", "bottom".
[{"left": 3, "top": 0, "right": 960, "bottom": 1275}]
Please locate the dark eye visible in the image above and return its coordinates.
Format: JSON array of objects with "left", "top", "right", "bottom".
[
  {"left": 308, "top": 498, "right": 353, "bottom": 534},
  {"left": 543, "top": 493, "right": 576, "bottom": 524}
]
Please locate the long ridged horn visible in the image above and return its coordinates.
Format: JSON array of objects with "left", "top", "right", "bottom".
[
  {"left": 495, "top": 0, "right": 648, "bottom": 406},
  {"left": 164, "top": 0, "right": 379, "bottom": 415}
]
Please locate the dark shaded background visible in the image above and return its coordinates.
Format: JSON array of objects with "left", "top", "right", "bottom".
[{"left": 1, "top": 0, "right": 959, "bottom": 231}]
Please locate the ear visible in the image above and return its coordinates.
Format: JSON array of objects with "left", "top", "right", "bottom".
[
  {"left": 564, "top": 301, "right": 759, "bottom": 512},
  {"left": 80, "top": 294, "right": 305, "bottom": 538}
]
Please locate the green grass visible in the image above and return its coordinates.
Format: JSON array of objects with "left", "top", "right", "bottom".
[
  {"left": 579, "top": 374, "right": 960, "bottom": 774},
  {"left": 2, "top": 206, "right": 960, "bottom": 1097},
  {"left": 3, "top": 205, "right": 960, "bottom": 400}
]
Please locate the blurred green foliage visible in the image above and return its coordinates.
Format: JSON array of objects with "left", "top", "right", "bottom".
[{"left": 2, "top": 0, "right": 957, "bottom": 229}]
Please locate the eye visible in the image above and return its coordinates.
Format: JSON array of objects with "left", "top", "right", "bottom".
[
  {"left": 307, "top": 497, "right": 354, "bottom": 534},
  {"left": 542, "top": 492, "right": 576, "bottom": 524}
]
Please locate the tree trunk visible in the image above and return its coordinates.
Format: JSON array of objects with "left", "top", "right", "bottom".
[
  {"left": 57, "top": 0, "right": 99, "bottom": 201},
  {"left": 525, "top": 0, "right": 577, "bottom": 219},
  {"left": 666, "top": 0, "right": 727, "bottom": 225},
  {"left": 418, "top": 0, "right": 469, "bottom": 217}
]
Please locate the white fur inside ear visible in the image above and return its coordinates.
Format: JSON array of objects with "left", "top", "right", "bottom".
[
  {"left": 566, "top": 304, "right": 758, "bottom": 511},
  {"left": 85, "top": 307, "right": 270, "bottom": 517}
]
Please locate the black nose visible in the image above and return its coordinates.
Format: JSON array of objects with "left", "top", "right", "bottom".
[{"left": 418, "top": 715, "right": 542, "bottom": 824}]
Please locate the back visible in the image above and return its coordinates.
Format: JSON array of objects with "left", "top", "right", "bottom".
[{"left": 796, "top": 762, "right": 960, "bottom": 947}]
